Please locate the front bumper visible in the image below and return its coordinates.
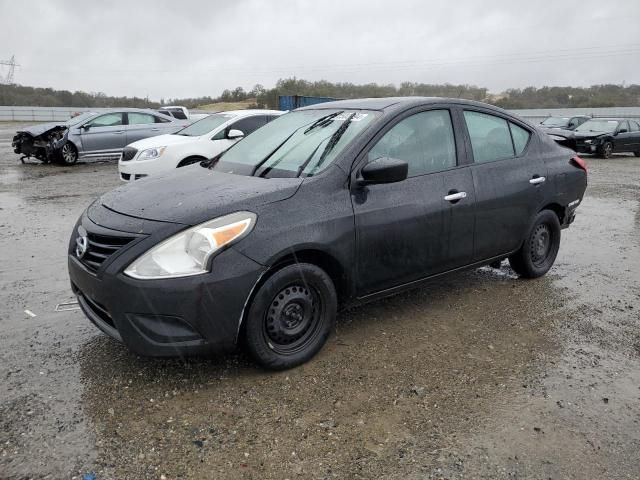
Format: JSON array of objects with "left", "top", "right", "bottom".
[
  {"left": 575, "top": 143, "right": 598, "bottom": 154},
  {"left": 68, "top": 212, "right": 266, "bottom": 357}
]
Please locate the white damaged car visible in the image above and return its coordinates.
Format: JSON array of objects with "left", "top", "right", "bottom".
[{"left": 118, "top": 109, "right": 283, "bottom": 181}]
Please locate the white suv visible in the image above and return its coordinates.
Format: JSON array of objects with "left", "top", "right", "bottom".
[{"left": 118, "top": 109, "right": 283, "bottom": 181}]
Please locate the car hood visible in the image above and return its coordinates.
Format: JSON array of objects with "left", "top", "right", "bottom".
[
  {"left": 541, "top": 127, "right": 575, "bottom": 138},
  {"left": 128, "top": 133, "right": 200, "bottom": 150},
  {"left": 98, "top": 165, "right": 303, "bottom": 225},
  {"left": 16, "top": 122, "right": 69, "bottom": 137}
]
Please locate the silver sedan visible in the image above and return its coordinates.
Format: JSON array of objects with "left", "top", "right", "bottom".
[{"left": 12, "top": 108, "right": 189, "bottom": 165}]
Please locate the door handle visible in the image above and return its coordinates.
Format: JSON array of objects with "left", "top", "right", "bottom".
[
  {"left": 113, "top": 130, "right": 125, "bottom": 135},
  {"left": 444, "top": 191, "right": 467, "bottom": 202},
  {"left": 151, "top": 128, "right": 160, "bottom": 132},
  {"left": 529, "top": 176, "right": 546, "bottom": 185}
]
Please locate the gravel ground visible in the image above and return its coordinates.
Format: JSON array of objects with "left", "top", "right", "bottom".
[{"left": 0, "top": 122, "right": 639, "bottom": 479}]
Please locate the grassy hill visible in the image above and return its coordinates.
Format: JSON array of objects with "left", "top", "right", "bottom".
[{"left": 197, "top": 99, "right": 257, "bottom": 111}]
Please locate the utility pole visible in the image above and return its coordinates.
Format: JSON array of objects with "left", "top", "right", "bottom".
[{"left": 0, "top": 55, "right": 19, "bottom": 84}]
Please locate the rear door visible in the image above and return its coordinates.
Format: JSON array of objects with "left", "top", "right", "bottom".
[
  {"left": 80, "top": 112, "right": 126, "bottom": 154},
  {"left": 461, "top": 109, "right": 546, "bottom": 261},
  {"left": 125, "top": 112, "right": 169, "bottom": 144},
  {"left": 352, "top": 107, "right": 475, "bottom": 296}
]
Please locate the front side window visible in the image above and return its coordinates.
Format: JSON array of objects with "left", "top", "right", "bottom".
[
  {"left": 128, "top": 113, "right": 156, "bottom": 125},
  {"left": 86, "top": 113, "right": 124, "bottom": 127},
  {"left": 229, "top": 116, "right": 267, "bottom": 136},
  {"left": 368, "top": 109, "right": 456, "bottom": 177},
  {"left": 464, "top": 111, "right": 515, "bottom": 163},
  {"left": 207, "top": 109, "right": 380, "bottom": 178},
  {"left": 618, "top": 121, "right": 630, "bottom": 133}
]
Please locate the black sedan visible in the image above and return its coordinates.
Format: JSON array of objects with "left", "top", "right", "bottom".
[
  {"left": 548, "top": 118, "right": 640, "bottom": 158},
  {"left": 68, "top": 97, "right": 587, "bottom": 369}
]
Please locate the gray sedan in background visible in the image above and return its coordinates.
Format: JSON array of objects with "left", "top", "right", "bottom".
[{"left": 12, "top": 108, "right": 189, "bottom": 165}]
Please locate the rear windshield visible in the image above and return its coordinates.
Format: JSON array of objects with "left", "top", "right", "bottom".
[
  {"left": 207, "top": 109, "right": 379, "bottom": 178},
  {"left": 177, "top": 114, "right": 233, "bottom": 136},
  {"left": 575, "top": 119, "right": 619, "bottom": 133}
]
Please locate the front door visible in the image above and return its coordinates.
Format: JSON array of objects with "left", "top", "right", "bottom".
[
  {"left": 462, "top": 109, "right": 547, "bottom": 261},
  {"left": 80, "top": 112, "right": 126, "bottom": 155},
  {"left": 352, "top": 108, "right": 475, "bottom": 296}
]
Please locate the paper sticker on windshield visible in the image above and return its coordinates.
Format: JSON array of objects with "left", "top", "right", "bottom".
[{"left": 334, "top": 113, "right": 369, "bottom": 122}]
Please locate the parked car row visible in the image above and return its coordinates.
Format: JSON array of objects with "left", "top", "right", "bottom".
[{"left": 67, "top": 97, "right": 587, "bottom": 369}]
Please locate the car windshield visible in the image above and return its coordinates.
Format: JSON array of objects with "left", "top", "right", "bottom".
[
  {"left": 206, "top": 109, "right": 379, "bottom": 178},
  {"left": 66, "top": 112, "right": 97, "bottom": 126},
  {"left": 541, "top": 117, "right": 569, "bottom": 127},
  {"left": 176, "top": 113, "right": 233, "bottom": 136},
  {"left": 575, "top": 119, "right": 619, "bottom": 133}
]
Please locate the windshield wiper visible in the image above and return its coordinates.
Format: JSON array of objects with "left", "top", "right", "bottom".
[
  {"left": 200, "top": 150, "right": 225, "bottom": 168},
  {"left": 250, "top": 128, "right": 301, "bottom": 176},
  {"left": 300, "top": 112, "right": 356, "bottom": 177},
  {"left": 303, "top": 111, "right": 343, "bottom": 134}
]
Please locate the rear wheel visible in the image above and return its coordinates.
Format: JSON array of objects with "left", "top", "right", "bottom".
[
  {"left": 59, "top": 142, "right": 78, "bottom": 165},
  {"left": 597, "top": 141, "right": 613, "bottom": 159},
  {"left": 244, "top": 263, "right": 337, "bottom": 370},
  {"left": 509, "top": 210, "right": 561, "bottom": 279}
]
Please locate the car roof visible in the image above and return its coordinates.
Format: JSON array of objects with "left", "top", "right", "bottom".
[
  {"left": 209, "top": 109, "right": 284, "bottom": 117},
  {"left": 584, "top": 118, "right": 623, "bottom": 122},
  {"left": 296, "top": 96, "right": 509, "bottom": 115}
]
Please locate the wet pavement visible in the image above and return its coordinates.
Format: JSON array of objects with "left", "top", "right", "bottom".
[{"left": 1, "top": 122, "right": 639, "bottom": 479}]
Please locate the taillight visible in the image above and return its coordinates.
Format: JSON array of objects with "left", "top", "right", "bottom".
[{"left": 571, "top": 155, "right": 587, "bottom": 173}]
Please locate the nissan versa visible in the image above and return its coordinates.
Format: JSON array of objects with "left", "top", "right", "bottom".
[{"left": 68, "top": 97, "right": 587, "bottom": 370}]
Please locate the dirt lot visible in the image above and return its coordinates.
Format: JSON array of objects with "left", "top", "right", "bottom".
[{"left": 1, "top": 121, "right": 639, "bottom": 480}]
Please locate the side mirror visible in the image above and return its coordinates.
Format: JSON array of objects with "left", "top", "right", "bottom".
[
  {"left": 358, "top": 157, "right": 408, "bottom": 185},
  {"left": 617, "top": 128, "right": 628, "bottom": 134},
  {"left": 226, "top": 129, "right": 244, "bottom": 139},
  {"left": 80, "top": 124, "right": 90, "bottom": 131}
]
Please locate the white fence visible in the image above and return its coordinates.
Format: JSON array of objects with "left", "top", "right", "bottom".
[{"left": 2, "top": 105, "right": 640, "bottom": 123}]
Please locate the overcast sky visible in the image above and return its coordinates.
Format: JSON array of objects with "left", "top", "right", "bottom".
[{"left": 1, "top": 0, "right": 639, "bottom": 100}]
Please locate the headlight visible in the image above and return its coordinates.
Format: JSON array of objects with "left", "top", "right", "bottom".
[
  {"left": 584, "top": 139, "right": 593, "bottom": 144},
  {"left": 124, "top": 211, "right": 256, "bottom": 279},
  {"left": 137, "top": 146, "right": 166, "bottom": 161}
]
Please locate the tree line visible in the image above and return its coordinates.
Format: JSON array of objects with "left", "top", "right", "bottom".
[{"left": 1, "top": 79, "right": 639, "bottom": 110}]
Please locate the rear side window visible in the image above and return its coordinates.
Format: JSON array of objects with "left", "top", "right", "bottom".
[
  {"left": 155, "top": 115, "right": 171, "bottom": 123},
  {"left": 509, "top": 123, "right": 531, "bottom": 155},
  {"left": 629, "top": 121, "right": 640, "bottom": 132},
  {"left": 128, "top": 113, "right": 156, "bottom": 125},
  {"left": 464, "top": 111, "right": 530, "bottom": 163},
  {"left": 368, "top": 109, "right": 456, "bottom": 177}
]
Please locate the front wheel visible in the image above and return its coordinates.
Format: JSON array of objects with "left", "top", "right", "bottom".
[
  {"left": 59, "top": 142, "right": 78, "bottom": 165},
  {"left": 509, "top": 210, "right": 561, "bottom": 279},
  {"left": 597, "top": 141, "right": 613, "bottom": 159},
  {"left": 244, "top": 263, "right": 337, "bottom": 370}
]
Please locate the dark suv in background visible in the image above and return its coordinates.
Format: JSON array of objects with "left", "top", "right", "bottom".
[{"left": 68, "top": 97, "right": 588, "bottom": 369}]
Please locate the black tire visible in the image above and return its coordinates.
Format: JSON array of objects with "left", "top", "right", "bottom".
[
  {"left": 508, "top": 210, "right": 561, "bottom": 279},
  {"left": 634, "top": 151, "right": 640, "bottom": 157},
  {"left": 244, "top": 263, "right": 337, "bottom": 370},
  {"left": 597, "top": 141, "right": 613, "bottom": 159},
  {"left": 59, "top": 142, "right": 78, "bottom": 165},
  {"left": 176, "top": 156, "right": 206, "bottom": 168}
]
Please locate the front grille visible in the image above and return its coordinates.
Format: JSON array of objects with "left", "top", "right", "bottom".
[
  {"left": 121, "top": 146, "right": 138, "bottom": 161},
  {"left": 80, "top": 232, "right": 135, "bottom": 272}
]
